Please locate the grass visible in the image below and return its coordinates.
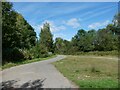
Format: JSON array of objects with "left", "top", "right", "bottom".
[
  {"left": 53, "top": 55, "right": 118, "bottom": 88},
  {"left": 1, "top": 55, "right": 57, "bottom": 70},
  {"left": 74, "top": 50, "right": 118, "bottom": 56}
]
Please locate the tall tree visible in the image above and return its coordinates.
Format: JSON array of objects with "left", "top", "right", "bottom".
[
  {"left": 2, "top": 2, "right": 36, "bottom": 63},
  {"left": 39, "top": 22, "right": 53, "bottom": 52},
  {"left": 16, "top": 13, "right": 36, "bottom": 49},
  {"left": 95, "top": 28, "right": 115, "bottom": 51},
  {"left": 2, "top": 2, "right": 20, "bottom": 48}
]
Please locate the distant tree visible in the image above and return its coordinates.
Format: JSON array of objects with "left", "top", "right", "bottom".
[
  {"left": 113, "top": 13, "right": 120, "bottom": 51},
  {"left": 106, "top": 24, "right": 118, "bottom": 50},
  {"left": 86, "top": 30, "right": 97, "bottom": 51},
  {"left": 113, "top": 13, "right": 120, "bottom": 34},
  {"left": 113, "top": 13, "right": 120, "bottom": 27},
  {"left": 62, "top": 40, "right": 71, "bottom": 54},
  {"left": 54, "top": 37, "right": 72, "bottom": 54},
  {"left": 95, "top": 28, "right": 115, "bottom": 51},
  {"left": 54, "top": 37, "right": 64, "bottom": 54},
  {"left": 71, "top": 29, "right": 86, "bottom": 51},
  {"left": 39, "top": 22, "right": 54, "bottom": 53}
]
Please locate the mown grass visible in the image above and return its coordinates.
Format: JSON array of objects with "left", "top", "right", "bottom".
[
  {"left": 1, "top": 55, "right": 57, "bottom": 70},
  {"left": 53, "top": 55, "right": 118, "bottom": 88}
]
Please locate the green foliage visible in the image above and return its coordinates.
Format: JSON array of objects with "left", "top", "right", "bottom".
[
  {"left": 70, "top": 24, "right": 118, "bottom": 53},
  {"left": 2, "top": 55, "right": 56, "bottom": 69},
  {"left": 15, "top": 12, "right": 36, "bottom": 49},
  {"left": 54, "top": 37, "right": 65, "bottom": 54},
  {"left": 29, "top": 44, "right": 41, "bottom": 59},
  {"left": 54, "top": 25, "right": 118, "bottom": 55},
  {"left": 2, "top": 2, "right": 20, "bottom": 48},
  {"left": 11, "top": 48, "right": 25, "bottom": 62},
  {"left": 39, "top": 22, "right": 54, "bottom": 53},
  {"left": 2, "top": 48, "right": 25, "bottom": 64},
  {"left": 94, "top": 28, "right": 117, "bottom": 51},
  {"left": 22, "top": 49, "right": 33, "bottom": 60},
  {"left": 2, "top": 2, "right": 36, "bottom": 64},
  {"left": 54, "top": 37, "right": 72, "bottom": 54},
  {"left": 39, "top": 44, "right": 49, "bottom": 58}
]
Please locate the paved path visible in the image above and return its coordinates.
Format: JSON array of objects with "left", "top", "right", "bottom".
[{"left": 0, "top": 55, "right": 77, "bottom": 88}]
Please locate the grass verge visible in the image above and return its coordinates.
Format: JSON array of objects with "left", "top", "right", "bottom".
[
  {"left": 1, "top": 55, "right": 57, "bottom": 70},
  {"left": 53, "top": 55, "right": 118, "bottom": 88}
]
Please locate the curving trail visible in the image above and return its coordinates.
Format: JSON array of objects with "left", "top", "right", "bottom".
[{"left": 0, "top": 55, "right": 77, "bottom": 88}]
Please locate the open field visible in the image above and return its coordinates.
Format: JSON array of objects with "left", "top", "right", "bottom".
[{"left": 53, "top": 55, "right": 118, "bottom": 88}]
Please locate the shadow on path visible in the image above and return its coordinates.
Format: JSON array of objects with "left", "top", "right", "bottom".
[{"left": 0, "top": 79, "right": 46, "bottom": 89}]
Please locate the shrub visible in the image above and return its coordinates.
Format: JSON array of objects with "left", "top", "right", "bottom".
[
  {"left": 22, "top": 49, "right": 33, "bottom": 60},
  {"left": 11, "top": 48, "right": 25, "bottom": 62},
  {"left": 2, "top": 47, "right": 25, "bottom": 64},
  {"left": 29, "top": 45, "right": 51, "bottom": 59}
]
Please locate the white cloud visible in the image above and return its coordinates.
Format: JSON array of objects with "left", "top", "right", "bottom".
[
  {"left": 64, "top": 18, "right": 81, "bottom": 28},
  {"left": 88, "top": 20, "right": 110, "bottom": 29},
  {"left": 31, "top": 20, "right": 66, "bottom": 38},
  {"left": 40, "top": 20, "right": 66, "bottom": 32},
  {"left": 53, "top": 33, "right": 66, "bottom": 40}
]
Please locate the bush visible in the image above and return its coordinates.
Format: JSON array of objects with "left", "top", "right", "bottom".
[
  {"left": 2, "top": 47, "right": 25, "bottom": 64},
  {"left": 11, "top": 48, "right": 25, "bottom": 62},
  {"left": 22, "top": 49, "right": 33, "bottom": 60},
  {"left": 29, "top": 45, "right": 51, "bottom": 59}
]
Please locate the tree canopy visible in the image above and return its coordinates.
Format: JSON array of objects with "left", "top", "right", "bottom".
[{"left": 2, "top": 2, "right": 36, "bottom": 63}]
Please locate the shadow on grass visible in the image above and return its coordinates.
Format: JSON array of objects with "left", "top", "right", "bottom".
[{"left": 0, "top": 79, "right": 46, "bottom": 89}]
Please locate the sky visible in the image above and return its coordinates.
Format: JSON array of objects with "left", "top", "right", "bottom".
[{"left": 12, "top": 2, "right": 118, "bottom": 41}]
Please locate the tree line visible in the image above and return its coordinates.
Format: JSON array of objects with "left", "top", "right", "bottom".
[
  {"left": 2, "top": 2, "right": 36, "bottom": 64},
  {"left": 2, "top": 2, "right": 120, "bottom": 64}
]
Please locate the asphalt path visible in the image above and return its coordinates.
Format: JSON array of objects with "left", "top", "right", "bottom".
[{"left": 0, "top": 55, "right": 77, "bottom": 88}]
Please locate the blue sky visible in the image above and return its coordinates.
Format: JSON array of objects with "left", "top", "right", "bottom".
[{"left": 12, "top": 2, "right": 118, "bottom": 41}]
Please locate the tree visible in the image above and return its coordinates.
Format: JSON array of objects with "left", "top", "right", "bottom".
[
  {"left": 85, "top": 30, "right": 97, "bottom": 51},
  {"left": 54, "top": 37, "right": 71, "bottom": 54},
  {"left": 2, "top": 2, "right": 37, "bottom": 64},
  {"left": 54, "top": 37, "right": 65, "bottom": 54},
  {"left": 2, "top": 2, "right": 20, "bottom": 49},
  {"left": 95, "top": 28, "right": 114, "bottom": 51},
  {"left": 16, "top": 13, "right": 36, "bottom": 49},
  {"left": 113, "top": 13, "right": 120, "bottom": 34},
  {"left": 106, "top": 24, "right": 118, "bottom": 50},
  {"left": 39, "top": 22, "right": 54, "bottom": 53}
]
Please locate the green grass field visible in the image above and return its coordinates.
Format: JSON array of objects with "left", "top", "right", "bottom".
[{"left": 53, "top": 55, "right": 118, "bottom": 88}]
